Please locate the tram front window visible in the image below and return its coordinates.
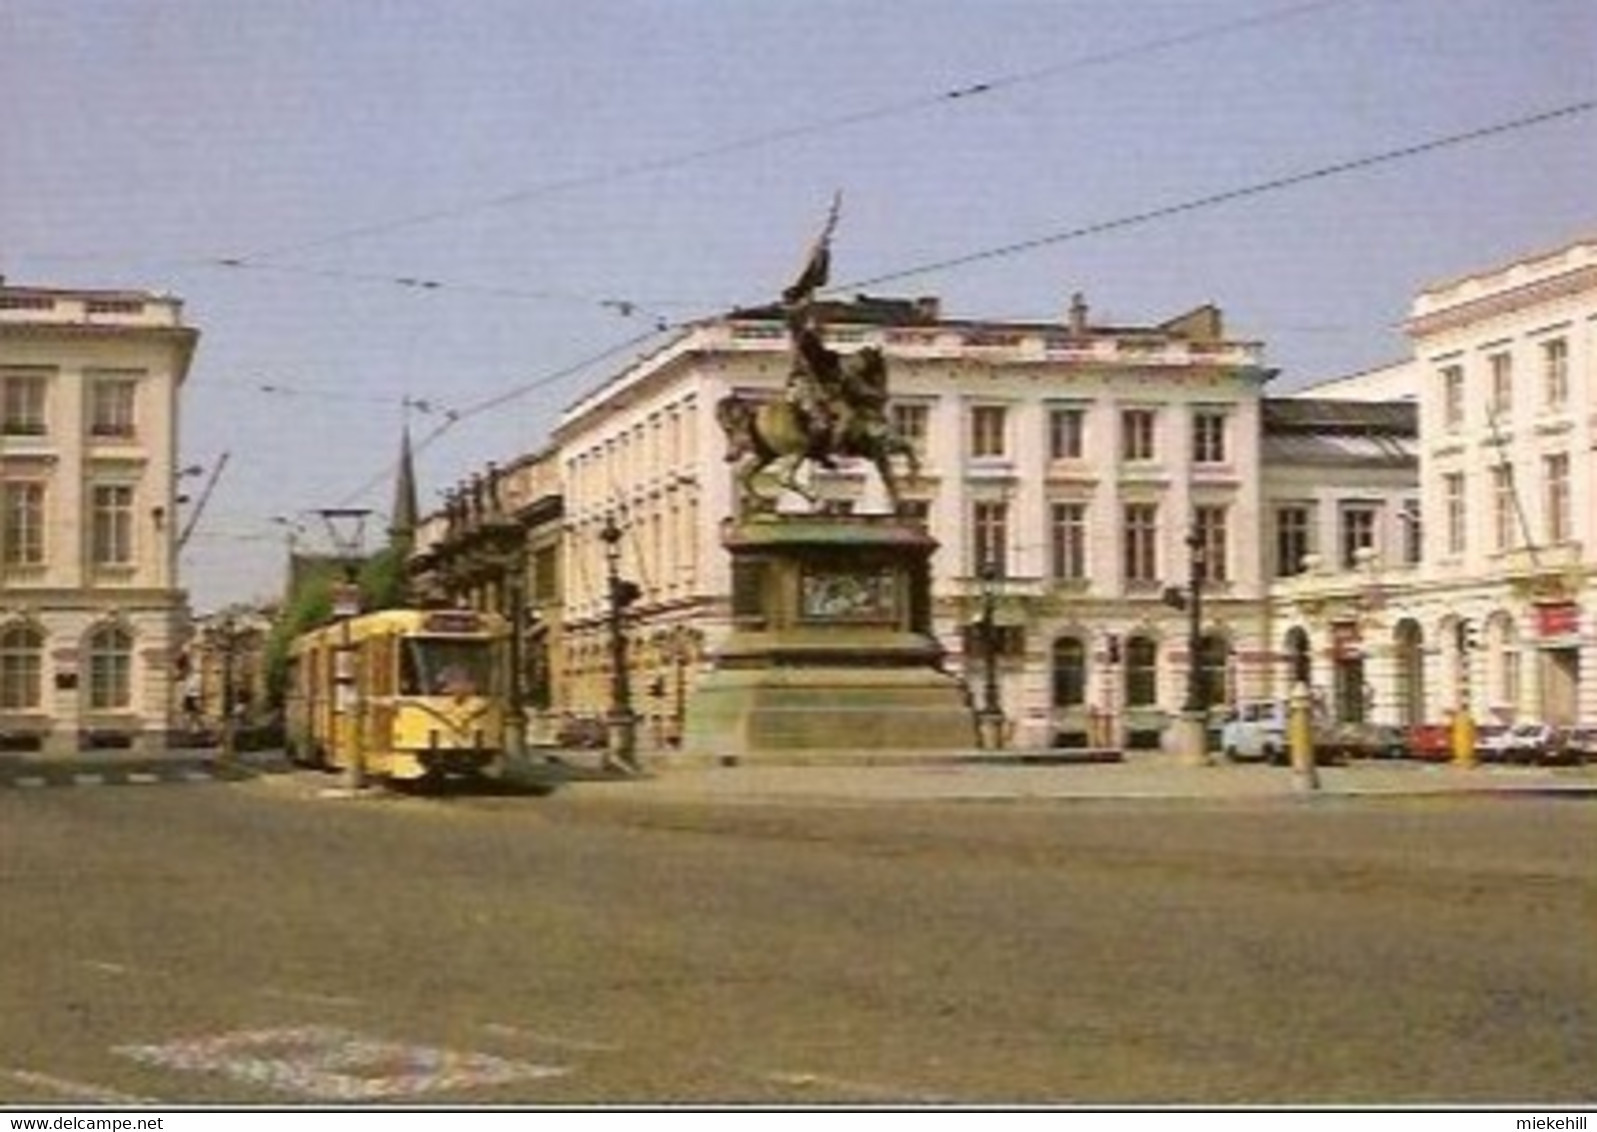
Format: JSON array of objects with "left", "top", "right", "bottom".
[{"left": 401, "top": 639, "right": 492, "bottom": 696}]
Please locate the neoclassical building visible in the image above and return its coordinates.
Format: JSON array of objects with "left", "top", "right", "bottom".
[
  {"left": 0, "top": 282, "right": 198, "bottom": 752},
  {"left": 1281, "top": 235, "right": 1597, "bottom": 728},
  {"left": 543, "top": 293, "right": 1281, "bottom": 750}
]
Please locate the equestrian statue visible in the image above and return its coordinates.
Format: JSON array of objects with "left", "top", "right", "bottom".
[{"left": 716, "top": 196, "right": 920, "bottom": 514}]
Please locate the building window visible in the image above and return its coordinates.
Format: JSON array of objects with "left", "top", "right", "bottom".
[
  {"left": 1274, "top": 505, "right": 1312, "bottom": 577},
  {"left": 1, "top": 370, "right": 48, "bottom": 436},
  {"left": 1443, "top": 472, "right": 1466, "bottom": 556},
  {"left": 1192, "top": 411, "right": 1226, "bottom": 464},
  {"left": 1542, "top": 338, "right": 1569, "bottom": 411},
  {"left": 1051, "top": 637, "right": 1087, "bottom": 708},
  {"left": 1491, "top": 464, "right": 1517, "bottom": 552},
  {"left": 1544, "top": 452, "right": 1571, "bottom": 544},
  {"left": 1, "top": 482, "right": 45, "bottom": 566},
  {"left": 531, "top": 545, "right": 559, "bottom": 604},
  {"left": 1198, "top": 633, "right": 1230, "bottom": 709},
  {"left": 1487, "top": 351, "right": 1513, "bottom": 421},
  {"left": 890, "top": 403, "right": 930, "bottom": 457},
  {"left": 1400, "top": 499, "right": 1422, "bottom": 565},
  {"left": 0, "top": 624, "right": 43, "bottom": 710},
  {"left": 88, "top": 374, "right": 138, "bottom": 438},
  {"left": 972, "top": 501, "right": 1008, "bottom": 576},
  {"left": 1340, "top": 505, "right": 1377, "bottom": 569},
  {"left": 1049, "top": 502, "right": 1088, "bottom": 581},
  {"left": 1120, "top": 409, "right": 1156, "bottom": 461},
  {"left": 1048, "top": 408, "right": 1085, "bottom": 460},
  {"left": 1124, "top": 636, "right": 1158, "bottom": 707},
  {"left": 1123, "top": 503, "right": 1158, "bottom": 584},
  {"left": 1193, "top": 506, "right": 1228, "bottom": 584},
  {"left": 91, "top": 484, "right": 135, "bottom": 566},
  {"left": 970, "top": 405, "right": 1007, "bottom": 459},
  {"left": 87, "top": 625, "right": 133, "bottom": 711},
  {"left": 898, "top": 499, "right": 931, "bottom": 528},
  {"left": 1439, "top": 364, "right": 1465, "bottom": 432}
]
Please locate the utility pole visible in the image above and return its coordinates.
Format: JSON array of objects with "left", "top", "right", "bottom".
[
  {"left": 975, "top": 559, "right": 1005, "bottom": 749},
  {"left": 1163, "top": 526, "right": 1213, "bottom": 766},
  {"left": 318, "top": 508, "right": 370, "bottom": 792},
  {"left": 600, "top": 515, "right": 640, "bottom": 773},
  {"left": 503, "top": 545, "right": 529, "bottom": 771}
]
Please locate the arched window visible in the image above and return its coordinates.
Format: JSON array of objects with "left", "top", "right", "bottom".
[
  {"left": 87, "top": 625, "right": 133, "bottom": 711},
  {"left": 1199, "top": 634, "right": 1230, "bottom": 708},
  {"left": 1394, "top": 619, "right": 1425, "bottom": 726},
  {"left": 1125, "top": 635, "right": 1158, "bottom": 707},
  {"left": 0, "top": 624, "right": 43, "bottom": 710},
  {"left": 1051, "top": 637, "right": 1086, "bottom": 708}
]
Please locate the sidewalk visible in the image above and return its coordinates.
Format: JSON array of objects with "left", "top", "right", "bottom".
[{"left": 541, "top": 751, "right": 1597, "bottom": 805}]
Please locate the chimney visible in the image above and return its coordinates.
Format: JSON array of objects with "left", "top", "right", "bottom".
[{"left": 1068, "top": 292, "right": 1089, "bottom": 336}]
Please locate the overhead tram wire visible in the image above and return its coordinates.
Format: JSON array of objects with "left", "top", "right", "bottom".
[
  {"left": 833, "top": 98, "right": 1597, "bottom": 293},
  {"left": 320, "top": 96, "right": 1596, "bottom": 514},
  {"left": 327, "top": 323, "right": 676, "bottom": 510},
  {"left": 229, "top": 0, "right": 1359, "bottom": 263}
]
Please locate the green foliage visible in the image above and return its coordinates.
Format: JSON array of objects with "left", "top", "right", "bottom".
[
  {"left": 260, "top": 549, "right": 411, "bottom": 708},
  {"left": 358, "top": 546, "right": 408, "bottom": 611}
]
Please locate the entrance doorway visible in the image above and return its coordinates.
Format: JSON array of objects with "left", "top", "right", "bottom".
[
  {"left": 1394, "top": 619, "right": 1425, "bottom": 726},
  {"left": 1540, "top": 648, "right": 1579, "bottom": 724}
]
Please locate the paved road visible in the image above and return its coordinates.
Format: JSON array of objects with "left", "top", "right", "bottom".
[{"left": 1, "top": 769, "right": 1592, "bottom": 1106}]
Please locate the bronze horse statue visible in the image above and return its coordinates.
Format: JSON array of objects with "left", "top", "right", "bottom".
[{"left": 716, "top": 346, "right": 920, "bottom": 513}]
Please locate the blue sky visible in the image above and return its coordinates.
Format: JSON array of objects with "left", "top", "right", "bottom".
[{"left": 2, "top": 0, "right": 1593, "bottom": 612}]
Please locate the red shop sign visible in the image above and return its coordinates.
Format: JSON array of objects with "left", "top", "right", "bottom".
[{"left": 1535, "top": 602, "right": 1581, "bottom": 637}]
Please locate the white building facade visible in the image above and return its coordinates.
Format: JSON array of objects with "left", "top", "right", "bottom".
[
  {"left": 1276, "top": 236, "right": 1597, "bottom": 729},
  {"left": 0, "top": 283, "right": 197, "bottom": 753},
  {"left": 553, "top": 295, "right": 1276, "bottom": 750}
]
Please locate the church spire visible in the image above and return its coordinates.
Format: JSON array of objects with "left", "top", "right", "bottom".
[{"left": 388, "top": 423, "right": 418, "bottom": 550}]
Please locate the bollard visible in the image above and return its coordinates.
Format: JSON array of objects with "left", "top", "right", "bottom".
[
  {"left": 1451, "top": 704, "right": 1478, "bottom": 769},
  {"left": 1288, "top": 681, "right": 1320, "bottom": 792}
]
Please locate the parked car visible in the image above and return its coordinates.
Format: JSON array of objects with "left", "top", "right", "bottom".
[
  {"left": 1406, "top": 722, "right": 1454, "bottom": 762},
  {"left": 1326, "top": 721, "right": 1408, "bottom": 760},
  {"left": 554, "top": 715, "right": 609, "bottom": 749},
  {"left": 1220, "top": 699, "right": 1341, "bottom": 766},
  {"left": 1498, "top": 722, "right": 1564, "bottom": 765},
  {"left": 1473, "top": 724, "right": 1513, "bottom": 762},
  {"left": 1557, "top": 725, "right": 1597, "bottom": 765}
]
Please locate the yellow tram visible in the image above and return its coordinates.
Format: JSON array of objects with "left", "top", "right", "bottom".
[{"left": 284, "top": 607, "right": 509, "bottom": 781}]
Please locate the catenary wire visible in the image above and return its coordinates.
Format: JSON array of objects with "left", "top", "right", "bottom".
[
  {"left": 834, "top": 98, "right": 1597, "bottom": 292},
  {"left": 232, "top": 0, "right": 1360, "bottom": 262},
  {"left": 317, "top": 95, "right": 1596, "bottom": 513}
]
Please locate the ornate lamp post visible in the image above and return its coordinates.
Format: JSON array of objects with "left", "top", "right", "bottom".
[
  {"left": 976, "top": 558, "right": 1005, "bottom": 750},
  {"left": 502, "top": 543, "right": 529, "bottom": 769},
  {"left": 1182, "top": 527, "right": 1207, "bottom": 717},
  {"left": 1163, "top": 525, "right": 1213, "bottom": 766},
  {"left": 600, "top": 515, "right": 640, "bottom": 771}
]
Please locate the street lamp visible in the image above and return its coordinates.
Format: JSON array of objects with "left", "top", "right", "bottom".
[
  {"left": 317, "top": 507, "right": 370, "bottom": 791},
  {"left": 1161, "top": 525, "right": 1212, "bottom": 766},
  {"left": 503, "top": 545, "right": 529, "bottom": 769},
  {"left": 600, "top": 515, "right": 640, "bottom": 772},
  {"left": 1183, "top": 527, "right": 1207, "bottom": 716},
  {"left": 976, "top": 558, "right": 1005, "bottom": 750}
]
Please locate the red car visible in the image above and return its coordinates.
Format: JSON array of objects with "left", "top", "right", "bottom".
[{"left": 1407, "top": 723, "right": 1453, "bottom": 762}]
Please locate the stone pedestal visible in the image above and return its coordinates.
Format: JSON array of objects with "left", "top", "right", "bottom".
[
  {"left": 682, "top": 514, "right": 977, "bottom": 763},
  {"left": 1166, "top": 710, "right": 1214, "bottom": 767}
]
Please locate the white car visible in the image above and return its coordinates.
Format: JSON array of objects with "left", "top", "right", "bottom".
[
  {"left": 1473, "top": 724, "right": 1514, "bottom": 762},
  {"left": 1499, "top": 722, "right": 1563, "bottom": 765}
]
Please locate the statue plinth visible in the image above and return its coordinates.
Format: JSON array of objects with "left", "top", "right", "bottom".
[{"left": 681, "top": 513, "right": 978, "bottom": 763}]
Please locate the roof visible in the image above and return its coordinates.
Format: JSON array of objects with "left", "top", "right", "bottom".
[
  {"left": 1262, "top": 431, "right": 1417, "bottom": 467},
  {"left": 1261, "top": 398, "right": 1417, "bottom": 436}
]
